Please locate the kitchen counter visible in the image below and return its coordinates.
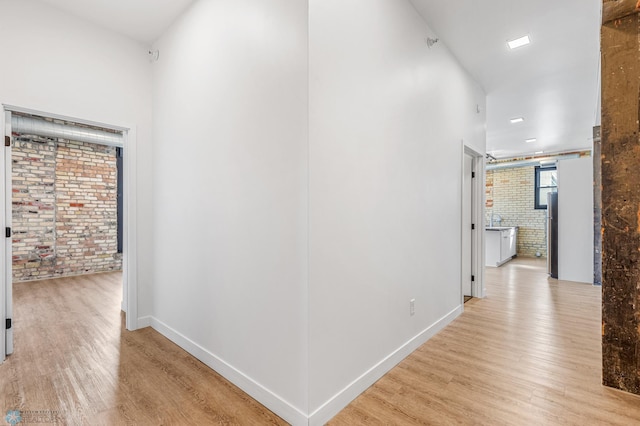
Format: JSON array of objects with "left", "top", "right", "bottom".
[{"left": 485, "top": 226, "right": 518, "bottom": 267}]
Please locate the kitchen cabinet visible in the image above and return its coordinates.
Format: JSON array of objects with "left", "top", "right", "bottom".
[{"left": 485, "top": 227, "right": 518, "bottom": 267}]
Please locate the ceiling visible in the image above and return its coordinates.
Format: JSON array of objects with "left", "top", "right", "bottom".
[
  {"left": 38, "top": 0, "right": 194, "bottom": 44},
  {"left": 39, "top": 0, "right": 601, "bottom": 159},
  {"left": 410, "top": 0, "right": 601, "bottom": 159}
]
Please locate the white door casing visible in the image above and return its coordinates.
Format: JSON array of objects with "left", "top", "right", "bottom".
[
  {"left": 462, "top": 143, "right": 486, "bottom": 300},
  {"left": 462, "top": 153, "right": 473, "bottom": 297},
  {"left": 2, "top": 108, "right": 13, "bottom": 357},
  {"left": 0, "top": 105, "right": 140, "bottom": 364}
]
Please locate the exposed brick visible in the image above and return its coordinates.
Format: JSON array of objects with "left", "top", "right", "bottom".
[
  {"left": 12, "top": 137, "right": 122, "bottom": 282},
  {"left": 486, "top": 166, "right": 547, "bottom": 258}
]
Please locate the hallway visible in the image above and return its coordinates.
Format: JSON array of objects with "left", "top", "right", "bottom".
[{"left": 331, "top": 258, "right": 640, "bottom": 425}]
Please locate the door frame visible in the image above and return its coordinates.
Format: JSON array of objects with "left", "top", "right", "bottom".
[
  {"left": 0, "top": 104, "right": 139, "bottom": 363},
  {"left": 1, "top": 110, "right": 8, "bottom": 361},
  {"left": 462, "top": 151, "right": 473, "bottom": 300},
  {"left": 461, "top": 144, "right": 486, "bottom": 300}
]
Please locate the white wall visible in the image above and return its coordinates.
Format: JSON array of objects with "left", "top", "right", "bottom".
[
  {"left": 151, "top": 1, "right": 485, "bottom": 422},
  {"left": 558, "top": 157, "right": 594, "bottom": 284},
  {"left": 151, "top": 0, "right": 309, "bottom": 423},
  {"left": 0, "top": 1, "right": 154, "bottom": 320},
  {"left": 308, "top": 0, "right": 486, "bottom": 422},
  {"left": 2, "top": 0, "right": 487, "bottom": 423}
]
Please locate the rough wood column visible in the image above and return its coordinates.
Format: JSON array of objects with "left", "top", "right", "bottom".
[
  {"left": 601, "top": 9, "right": 640, "bottom": 394},
  {"left": 593, "top": 126, "right": 602, "bottom": 286}
]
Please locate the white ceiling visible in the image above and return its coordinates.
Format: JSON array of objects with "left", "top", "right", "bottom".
[
  {"left": 410, "top": 0, "right": 601, "bottom": 159},
  {"left": 39, "top": 0, "right": 601, "bottom": 159},
  {"left": 38, "top": 0, "right": 195, "bottom": 44}
]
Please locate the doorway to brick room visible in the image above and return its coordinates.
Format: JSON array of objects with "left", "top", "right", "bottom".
[
  {"left": 3, "top": 109, "right": 132, "bottom": 357},
  {"left": 2, "top": 106, "right": 140, "bottom": 363}
]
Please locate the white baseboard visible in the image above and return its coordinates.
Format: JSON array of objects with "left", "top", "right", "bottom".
[
  {"left": 137, "top": 315, "right": 152, "bottom": 328},
  {"left": 308, "top": 305, "right": 462, "bottom": 426},
  {"left": 149, "top": 317, "right": 308, "bottom": 426},
  {"left": 147, "top": 306, "right": 461, "bottom": 426}
]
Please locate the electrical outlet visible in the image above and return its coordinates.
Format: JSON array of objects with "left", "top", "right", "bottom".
[{"left": 409, "top": 299, "right": 415, "bottom": 316}]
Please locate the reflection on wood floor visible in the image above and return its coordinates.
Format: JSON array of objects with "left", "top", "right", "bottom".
[
  {"left": 331, "top": 257, "right": 640, "bottom": 425},
  {"left": 2, "top": 260, "right": 640, "bottom": 425},
  {"left": 0, "top": 272, "right": 286, "bottom": 425}
]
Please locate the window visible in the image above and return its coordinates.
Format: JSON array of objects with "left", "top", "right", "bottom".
[{"left": 535, "top": 166, "right": 557, "bottom": 209}]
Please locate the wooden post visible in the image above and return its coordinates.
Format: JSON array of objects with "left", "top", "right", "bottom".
[
  {"left": 593, "top": 126, "right": 602, "bottom": 286},
  {"left": 602, "top": 0, "right": 640, "bottom": 24},
  {"left": 601, "top": 11, "right": 640, "bottom": 394}
]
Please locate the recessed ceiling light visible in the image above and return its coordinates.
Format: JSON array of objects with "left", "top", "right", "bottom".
[
  {"left": 525, "top": 138, "right": 537, "bottom": 143},
  {"left": 535, "top": 151, "right": 544, "bottom": 154},
  {"left": 510, "top": 117, "right": 524, "bottom": 124},
  {"left": 508, "top": 35, "right": 531, "bottom": 50}
]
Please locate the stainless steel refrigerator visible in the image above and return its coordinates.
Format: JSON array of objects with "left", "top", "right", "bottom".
[{"left": 547, "top": 192, "right": 558, "bottom": 278}]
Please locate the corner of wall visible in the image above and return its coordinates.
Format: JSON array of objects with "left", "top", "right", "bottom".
[
  {"left": 149, "top": 317, "right": 310, "bottom": 426},
  {"left": 308, "top": 306, "right": 462, "bottom": 425}
]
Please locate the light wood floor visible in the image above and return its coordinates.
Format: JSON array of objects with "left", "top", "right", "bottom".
[
  {"left": 331, "top": 258, "right": 640, "bottom": 425},
  {"left": 0, "top": 273, "right": 286, "bottom": 425},
  {"left": 2, "top": 260, "right": 640, "bottom": 425}
]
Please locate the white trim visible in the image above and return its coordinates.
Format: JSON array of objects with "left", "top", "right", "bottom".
[
  {"left": 150, "top": 317, "right": 308, "bottom": 426},
  {"left": 4, "top": 110, "right": 13, "bottom": 355},
  {"left": 2, "top": 104, "right": 128, "bottom": 132},
  {"left": 461, "top": 142, "right": 470, "bottom": 304},
  {"left": 0, "top": 108, "right": 7, "bottom": 361},
  {"left": 474, "top": 155, "right": 486, "bottom": 298},
  {"left": 463, "top": 143, "right": 486, "bottom": 299},
  {"left": 308, "top": 306, "right": 462, "bottom": 426},
  {"left": 123, "top": 127, "right": 138, "bottom": 331},
  {"left": 137, "top": 316, "right": 152, "bottom": 328}
]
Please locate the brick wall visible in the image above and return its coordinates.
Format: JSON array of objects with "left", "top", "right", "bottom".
[
  {"left": 12, "top": 139, "right": 57, "bottom": 278},
  {"left": 12, "top": 136, "right": 122, "bottom": 281},
  {"left": 485, "top": 166, "right": 547, "bottom": 257}
]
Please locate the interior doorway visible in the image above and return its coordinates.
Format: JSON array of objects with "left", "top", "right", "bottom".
[
  {"left": 462, "top": 152, "right": 473, "bottom": 299},
  {"left": 461, "top": 145, "right": 485, "bottom": 303},
  {"left": 1, "top": 105, "right": 138, "bottom": 363}
]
